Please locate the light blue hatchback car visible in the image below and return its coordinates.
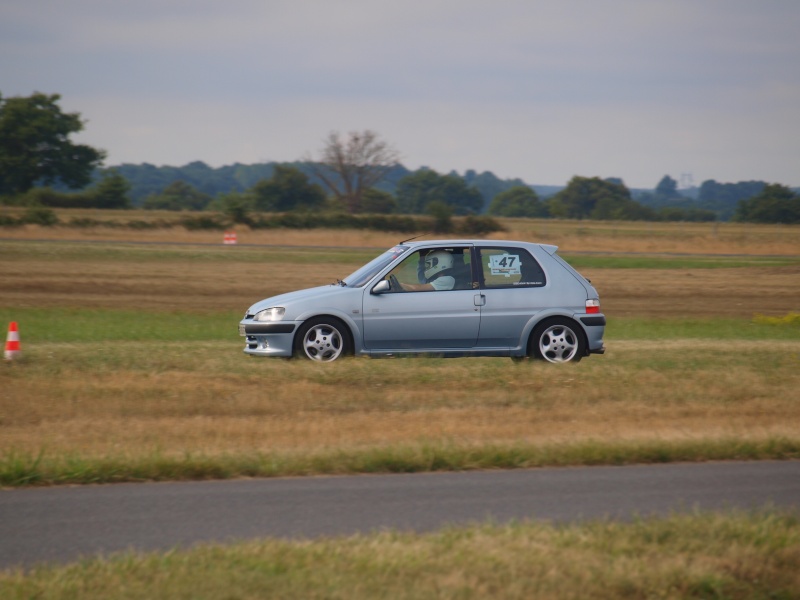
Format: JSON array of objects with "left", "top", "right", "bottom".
[{"left": 239, "top": 240, "right": 605, "bottom": 363}]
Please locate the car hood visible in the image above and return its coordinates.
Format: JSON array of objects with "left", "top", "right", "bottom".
[{"left": 246, "top": 285, "right": 352, "bottom": 315}]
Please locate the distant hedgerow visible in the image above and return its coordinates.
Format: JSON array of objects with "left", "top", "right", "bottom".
[
  {"left": 180, "top": 215, "right": 229, "bottom": 230},
  {"left": 0, "top": 214, "right": 22, "bottom": 227},
  {"left": 245, "top": 212, "right": 503, "bottom": 234},
  {"left": 0, "top": 207, "right": 505, "bottom": 235},
  {"left": 457, "top": 215, "right": 503, "bottom": 235},
  {"left": 23, "top": 206, "right": 59, "bottom": 226}
]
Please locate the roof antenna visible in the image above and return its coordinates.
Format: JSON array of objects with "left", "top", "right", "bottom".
[{"left": 399, "top": 232, "right": 432, "bottom": 244}]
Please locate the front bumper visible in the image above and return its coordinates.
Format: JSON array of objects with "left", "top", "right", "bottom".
[{"left": 239, "top": 321, "right": 298, "bottom": 357}]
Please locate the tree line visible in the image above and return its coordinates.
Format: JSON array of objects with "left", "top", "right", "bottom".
[{"left": 2, "top": 92, "right": 798, "bottom": 224}]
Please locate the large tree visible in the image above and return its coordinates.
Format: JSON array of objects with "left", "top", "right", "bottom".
[
  {"left": 654, "top": 175, "right": 680, "bottom": 199},
  {"left": 488, "top": 186, "right": 546, "bottom": 218},
  {"left": 0, "top": 92, "right": 105, "bottom": 196},
  {"left": 698, "top": 179, "right": 766, "bottom": 221},
  {"left": 250, "top": 165, "right": 326, "bottom": 212},
  {"left": 307, "top": 130, "right": 400, "bottom": 213},
  {"left": 734, "top": 183, "right": 799, "bottom": 224},
  {"left": 143, "top": 180, "right": 211, "bottom": 211},
  {"left": 549, "top": 176, "right": 652, "bottom": 220},
  {"left": 395, "top": 169, "right": 483, "bottom": 215},
  {"left": 91, "top": 169, "right": 132, "bottom": 209}
]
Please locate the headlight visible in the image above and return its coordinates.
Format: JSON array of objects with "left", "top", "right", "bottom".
[{"left": 253, "top": 307, "right": 285, "bottom": 322}]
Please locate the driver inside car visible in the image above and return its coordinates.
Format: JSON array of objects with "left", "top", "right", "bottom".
[{"left": 391, "top": 250, "right": 455, "bottom": 292}]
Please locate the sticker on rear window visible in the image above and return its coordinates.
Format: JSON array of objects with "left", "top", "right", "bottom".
[{"left": 488, "top": 254, "right": 521, "bottom": 277}]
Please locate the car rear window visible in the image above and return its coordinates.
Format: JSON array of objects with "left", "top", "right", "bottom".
[{"left": 478, "top": 247, "right": 546, "bottom": 289}]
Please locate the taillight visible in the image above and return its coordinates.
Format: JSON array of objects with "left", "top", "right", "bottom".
[{"left": 585, "top": 299, "right": 600, "bottom": 314}]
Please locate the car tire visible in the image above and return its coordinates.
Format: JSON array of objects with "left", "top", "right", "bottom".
[
  {"left": 294, "top": 317, "right": 352, "bottom": 362},
  {"left": 530, "top": 318, "right": 585, "bottom": 363}
]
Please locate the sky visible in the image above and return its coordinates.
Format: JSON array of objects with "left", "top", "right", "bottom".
[{"left": 2, "top": 0, "right": 799, "bottom": 189}]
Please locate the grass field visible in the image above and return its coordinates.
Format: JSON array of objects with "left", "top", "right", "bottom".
[
  {"left": 2, "top": 216, "right": 800, "bottom": 593},
  {"left": 3, "top": 210, "right": 800, "bottom": 255},
  {"left": 1, "top": 218, "right": 800, "bottom": 485},
  {"left": 2, "top": 510, "right": 798, "bottom": 599}
]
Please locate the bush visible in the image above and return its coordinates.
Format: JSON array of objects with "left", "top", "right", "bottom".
[
  {"left": 323, "top": 212, "right": 361, "bottom": 229},
  {"left": 0, "top": 213, "right": 22, "bottom": 227},
  {"left": 22, "top": 187, "right": 95, "bottom": 209},
  {"left": 270, "top": 212, "right": 316, "bottom": 229},
  {"left": 125, "top": 220, "right": 167, "bottom": 230},
  {"left": 248, "top": 212, "right": 422, "bottom": 233},
  {"left": 457, "top": 215, "right": 504, "bottom": 235},
  {"left": 361, "top": 215, "right": 418, "bottom": 232},
  {"left": 180, "top": 214, "right": 229, "bottom": 230},
  {"left": 658, "top": 207, "right": 716, "bottom": 222},
  {"left": 23, "top": 206, "right": 59, "bottom": 226},
  {"left": 67, "top": 217, "right": 104, "bottom": 228}
]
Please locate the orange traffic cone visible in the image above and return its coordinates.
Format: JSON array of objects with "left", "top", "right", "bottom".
[{"left": 4, "top": 321, "right": 20, "bottom": 360}]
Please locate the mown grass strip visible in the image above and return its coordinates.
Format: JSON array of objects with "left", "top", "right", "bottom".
[
  {"left": 2, "top": 510, "right": 798, "bottom": 598},
  {"left": 607, "top": 315, "right": 800, "bottom": 341},
  {"left": 0, "top": 308, "right": 243, "bottom": 343},
  {"left": 3, "top": 438, "right": 798, "bottom": 487},
  {"left": 561, "top": 253, "right": 800, "bottom": 269},
  {"left": 2, "top": 308, "right": 798, "bottom": 344},
  {"left": 5, "top": 239, "right": 799, "bottom": 269},
  {"left": 0, "top": 239, "right": 377, "bottom": 264}
]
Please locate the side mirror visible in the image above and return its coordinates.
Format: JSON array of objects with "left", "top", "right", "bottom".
[{"left": 371, "top": 279, "right": 391, "bottom": 294}]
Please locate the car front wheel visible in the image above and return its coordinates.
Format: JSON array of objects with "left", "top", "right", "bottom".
[
  {"left": 294, "top": 317, "right": 352, "bottom": 362},
  {"left": 531, "top": 318, "right": 585, "bottom": 363}
]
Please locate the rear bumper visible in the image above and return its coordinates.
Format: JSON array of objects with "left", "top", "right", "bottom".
[
  {"left": 579, "top": 315, "right": 606, "bottom": 327},
  {"left": 578, "top": 313, "right": 606, "bottom": 355}
]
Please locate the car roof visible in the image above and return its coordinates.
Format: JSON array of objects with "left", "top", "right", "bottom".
[{"left": 401, "top": 239, "right": 559, "bottom": 254}]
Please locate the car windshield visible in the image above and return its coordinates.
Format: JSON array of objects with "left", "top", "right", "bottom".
[{"left": 343, "top": 245, "right": 411, "bottom": 287}]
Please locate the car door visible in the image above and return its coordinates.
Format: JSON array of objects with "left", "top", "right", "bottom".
[
  {"left": 361, "top": 245, "right": 480, "bottom": 350},
  {"left": 474, "top": 245, "right": 549, "bottom": 348}
]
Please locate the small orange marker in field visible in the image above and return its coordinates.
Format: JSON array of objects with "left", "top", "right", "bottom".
[
  {"left": 223, "top": 231, "right": 238, "bottom": 245},
  {"left": 4, "top": 321, "right": 20, "bottom": 360}
]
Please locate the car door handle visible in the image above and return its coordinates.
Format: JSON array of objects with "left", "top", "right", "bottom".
[{"left": 474, "top": 294, "right": 486, "bottom": 306}]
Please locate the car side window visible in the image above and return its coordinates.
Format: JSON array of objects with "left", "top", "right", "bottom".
[
  {"left": 478, "top": 247, "right": 546, "bottom": 289},
  {"left": 386, "top": 251, "right": 424, "bottom": 287},
  {"left": 385, "top": 247, "right": 473, "bottom": 292}
]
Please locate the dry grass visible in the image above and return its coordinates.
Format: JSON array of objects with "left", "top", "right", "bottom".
[
  {"left": 3, "top": 511, "right": 799, "bottom": 599},
  {"left": 1, "top": 221, "right": 799, "bottom": 481},
  {"left": 503, "top": 218, "right": 800, "bottom": 256},
  {"left": 3, "top": 214, "right": 800, "bottom": 255},
  {"left": 2, "top": 239, "right": 798, "bottom": 317},
  {"left": 2, "top": 340, "right": 799, "bottom": 462},
  {"left": 588, "top": 265, "right": 800, "bottom": 317}
]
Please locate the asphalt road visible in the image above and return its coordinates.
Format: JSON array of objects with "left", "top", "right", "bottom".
[{"left": 1, "top": 461, "right": 798, "bottom": 570}]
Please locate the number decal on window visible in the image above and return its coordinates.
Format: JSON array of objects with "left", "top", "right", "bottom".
[{"left": 488, "top": 254, "right": 521, "bottom": 277}]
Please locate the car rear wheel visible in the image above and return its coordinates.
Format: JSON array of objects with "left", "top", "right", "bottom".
[
  {"left": 531, "top": 318, "right": 585, "bottom": 363},
  {"left": 294, "top": 317, "right": 352, "bottom": 362}
]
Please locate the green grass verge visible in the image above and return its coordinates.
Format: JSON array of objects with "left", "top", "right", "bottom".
[
  {"left": 608, "top": 315, "right": 800, "bottom": 341},
  {"left": 2, "top": 510, "right": 798, "bottom": 598},
  {"left": 0, "top": 308, "right": 243, "bottom": 343},
  {"left": 0, "top": 240, "right": 378, "bottom": 264},
  {"left": 1, "top": 308, "right": 798, "bottom": 345},
  {"left": 3, "top": 438, "right": 799, "bottom": 487},
  {"left": 562, "top": 253, "right": 800, "bottom": 269},
  {"left": 5, "top": 239, "right": 798, "bottom": 269}
]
